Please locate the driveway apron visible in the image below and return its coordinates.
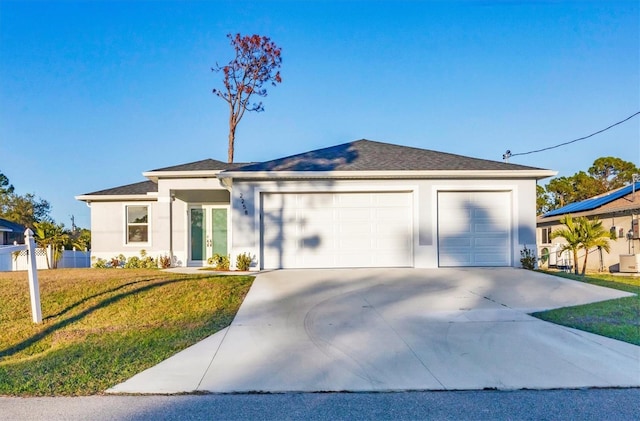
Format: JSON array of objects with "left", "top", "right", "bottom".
[{"left": 109, "top": 268, "right": 640, "bottom": 393}]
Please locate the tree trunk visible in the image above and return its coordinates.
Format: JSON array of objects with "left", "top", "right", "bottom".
[
  {"left": 228, "top": 130, "right": 235, "bottom": 163},
  {"left": 228, "top": 116, "right": 236, "bottom": 163},
  {"left": 573, "top": 249, "right": 579, "bottom": 275},
  {"left": 581, "top": 249, "right": 589, "bottom": 276}
]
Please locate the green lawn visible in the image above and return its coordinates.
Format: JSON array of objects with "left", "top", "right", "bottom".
[
  {"left": 0, "top": 269, "right": 253, "bottom": 396},
  {"left": 532, "top": 271, "right": 640, "bottom": 346}
]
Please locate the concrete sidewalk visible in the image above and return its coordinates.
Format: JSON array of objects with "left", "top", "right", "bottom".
[{"left": 108, "top": 268, "right": 639, "bottom": 394}]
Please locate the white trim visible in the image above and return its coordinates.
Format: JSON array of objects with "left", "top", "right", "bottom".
[
  {"left": 123, "top": 203, "right": 152, "bottom": 247},
  {"left": 75, "top": 193, "right": 157, "bottom": 202},
  {"left": 221, "top": 169, "right": 557, "bottom": 181},
  {"left": 143, "top": 170, "right": 224, "bottom": 182}
]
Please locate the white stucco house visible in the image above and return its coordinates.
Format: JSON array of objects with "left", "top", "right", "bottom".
[{"left": 76, "top": 139, "right": 555, "bottom": 270}]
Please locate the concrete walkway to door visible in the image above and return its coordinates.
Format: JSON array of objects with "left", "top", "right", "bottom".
[{"left": 109, "top": 268, "right": 640, "bottom": 393}]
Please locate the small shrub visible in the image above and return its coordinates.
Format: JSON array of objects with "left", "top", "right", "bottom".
[
  {"left": 141, "top": 256, "right": 156, "bottom": 268},
  {"left": 124, "top": 256, "right": 141, "bottom": 269},
  {"left": 520, "top": 245, "right": 536, "bottom": 270},
  {"left": 236, "top": 252, "right": 252, "bottom": 271},
  {"left": 158, "top": 255, "right": 171, "bottom": 269},
  {"left": 208, "top": 253, "right": 230, "bottom": 270},
  {"left": 94, "top": 251, "right": 158, "bottom": 269},
  {"left": 93, "top": 258, "right": 107, "bottom": 269}
]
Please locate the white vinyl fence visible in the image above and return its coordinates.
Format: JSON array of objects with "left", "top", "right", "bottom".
[
  {"left": 0, "top": 230, "right": 43, "bottom": 322},
  {"left": 59, "top": 249, "right": 91, "bottom": 269},
  {"left": 0, "top": 245, "right": 91, "bottom": 271}
]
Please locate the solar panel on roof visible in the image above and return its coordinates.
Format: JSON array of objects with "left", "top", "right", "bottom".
[{"left": 542, "top": 181, "right": 640, "bottom": 217}]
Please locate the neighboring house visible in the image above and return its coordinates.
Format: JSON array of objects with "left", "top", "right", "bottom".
[
  {"left": 0, "top": 218, "right": 25, "bottom": 245},
  {"left": 537, "top": 181, "right": 640, "bottom": 272},
  {"left": 76, "top": 139, "right": 555, "bottom": 269}
]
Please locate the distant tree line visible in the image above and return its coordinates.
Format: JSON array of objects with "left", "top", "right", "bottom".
[
  {"left": 537, "top": 157, "right": 639, "bottom": 215},
  {"left": 0, "top": 170, "right": 90, "bottom": 253}
]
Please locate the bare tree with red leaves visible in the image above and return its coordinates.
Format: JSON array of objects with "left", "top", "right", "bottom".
[{"left": 212, "top": 34, "right": 282, "bottom": 163}]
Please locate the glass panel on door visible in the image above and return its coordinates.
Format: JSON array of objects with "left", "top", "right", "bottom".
[
  {"left": 212, "top": 208, "right": 228, "bottom": 256},
  {"left": 190, "top": 206, "right": 228, "bottom": 263},
  {"left": 190, "top": 208, "right": 205, "bottom": 261}
]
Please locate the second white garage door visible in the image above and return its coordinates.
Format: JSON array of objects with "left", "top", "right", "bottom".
[
  {"left": 261, "top": 192, "right": 413, "bottom": 269},
  {"left": 438, "top": 191, "right": 512, "bottom": 267}
]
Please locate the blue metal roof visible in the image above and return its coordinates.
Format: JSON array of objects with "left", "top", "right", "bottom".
[
  {"left": 0, "top": 218, "right": 26, "bottom": 233},
  {"left": 542, "top": 181, "right": 640, "bottom": 218}
]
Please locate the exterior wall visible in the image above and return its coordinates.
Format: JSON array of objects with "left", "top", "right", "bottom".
[
  {"left": 538, "top": 213, "right": 640, "bottom": 272},
  {"left": 230, "top": 178, "right": 537, "bottom": 269},
  {"left": 87, "top": 174, "right": 539, "bottom": 269},
  {"left": 89, "top": 200, "right": 160, "bottom": 261}
]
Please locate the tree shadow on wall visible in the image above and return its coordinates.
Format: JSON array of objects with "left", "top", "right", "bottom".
[{"left": 260, "top": 144, "right": 360, "bottom": 268}]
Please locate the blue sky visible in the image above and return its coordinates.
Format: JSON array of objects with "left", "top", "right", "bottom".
[{"left": 1, "top": 1, "right": 638, "bottom": 229}]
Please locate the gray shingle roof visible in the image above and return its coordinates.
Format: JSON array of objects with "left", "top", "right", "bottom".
[
  {"left": 150, "top": 159, "right": 250, "bottom": 172},
  {"left": 81, "top": 140, "right": 550, "bottom": 198},
  {"left": 232, "top": 139, "right": 547, "bottom": 172},
  {"left": 84, "top": 180, "right": 158, "bottom": 196}
]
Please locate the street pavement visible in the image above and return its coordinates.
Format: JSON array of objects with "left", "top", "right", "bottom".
[{"left": 1, "top": 389, "right": 639, "bottom": 420}]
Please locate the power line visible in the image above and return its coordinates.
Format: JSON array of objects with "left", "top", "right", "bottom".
[{"left": 502, "top": 111, "right": 640, "bottom": 161}]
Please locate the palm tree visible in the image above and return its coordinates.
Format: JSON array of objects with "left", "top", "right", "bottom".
[
  {"left": 551, "top": 215, "right": 582, "bottom": 275},
  {"left": 577, "top": 217, "right": 612, "bottom": 275},
  {"left": 34, "top": 221, "right": 69, "bottom": 269}
]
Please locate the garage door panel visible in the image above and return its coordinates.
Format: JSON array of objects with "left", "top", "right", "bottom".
[
  {"left": 375, "top": 207, "right": 407, "bottom": 219},
  {"left": 261, "top": 192, "right": 412, "bottom": 269},
  {"left": 439, "top": 253, "right": 472, "bottom": 266},
  {"left": 373, "top": 193, "right": 411, "bottom": 207},
  {"left": 474, "top": 237, "right": 508, "bottom": 247},
  {"left": 438, "top": 191, "right": 511, "bottom": 267},
  {"left": 440, "top": 237, "right": 472, "bottom": 247},
  {"left": 337, "top": 208, "right": 370, "bottom": 220},
  {"left": 375, "top": 224, "right": 402, "bottom": 237},
  {"left": 338, "top": 235, "right": 372, "bottom": 248},
  {"left": 475, "top": 224, "right": 507, "bottom": 233},
  {"left": 336, "top": 194, "right": 372, "bottom": 207},
  {"left": 339, "top": 224, "right": 372, "bottom": 237}
]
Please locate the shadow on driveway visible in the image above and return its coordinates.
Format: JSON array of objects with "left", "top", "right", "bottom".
[{"left": 109, "top": 268, "right": 639, "bottom": 393}]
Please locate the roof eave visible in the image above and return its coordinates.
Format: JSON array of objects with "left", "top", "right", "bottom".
[
  {"left": 143, "top": 170, "right": 223, "bottom": 182},
  {"left": 75, "top": 193, "right": 158, "bottom": 202},
  {"left": 218, "top": 169, "right": 557, "bottom": 180}
]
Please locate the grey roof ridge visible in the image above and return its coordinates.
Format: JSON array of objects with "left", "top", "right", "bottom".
[
  {"left": 227, "top": 138, "right": 548, "bottom": 172},
  {"left": 148, "top": 158, "right": 253, "bottom": 172}
]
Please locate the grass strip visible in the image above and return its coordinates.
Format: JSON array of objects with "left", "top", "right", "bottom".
[{"left": 532, "top": 271, "right": 639, "bottom": 346}]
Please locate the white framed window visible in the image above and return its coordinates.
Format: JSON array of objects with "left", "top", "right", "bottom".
[
  {"left": 126, "top": 205, "right": 149, "bottom": 244},
  {"left": 540, "top": 227, "right": 552, "bottom": 245}
]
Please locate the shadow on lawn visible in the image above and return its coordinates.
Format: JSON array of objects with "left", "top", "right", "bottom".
[
  {"left": 45, "top": 279, "right": 154, "bottom": 320},
  {"left": 0, "top": 277, "right": 201, "bottom": 359}
]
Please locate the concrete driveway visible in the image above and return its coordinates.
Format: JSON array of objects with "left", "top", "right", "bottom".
[{"left": 109, "top": 268, "right": 640, "bottom": 393}]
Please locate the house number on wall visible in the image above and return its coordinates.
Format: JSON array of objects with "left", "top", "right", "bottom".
[{"left": 239, "top": 193, "right": 248, "bottom": 215}]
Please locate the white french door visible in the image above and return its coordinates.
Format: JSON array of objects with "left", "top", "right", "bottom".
[{"left": 189, "top": 205, "right": 229, "bottom": 265}]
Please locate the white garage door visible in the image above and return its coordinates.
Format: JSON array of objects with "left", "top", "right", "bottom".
[
  {"left": 438, "top": 191, "right": 512, "bottom": 267},
  {"left": 261, "top": 192, "right": 413, "bottom": 269}
]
